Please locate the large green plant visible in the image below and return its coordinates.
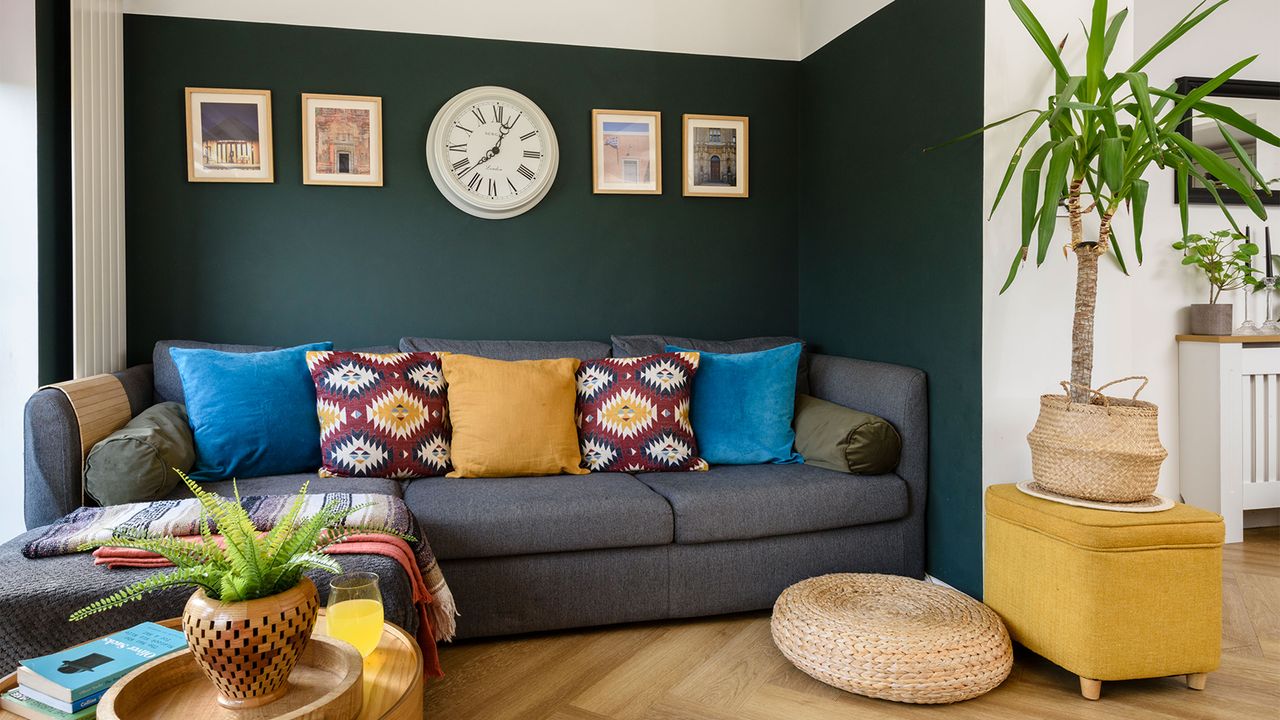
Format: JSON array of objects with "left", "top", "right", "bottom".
[
  {"left": 69, "top": 472, "right": 411, "bottom": 621},
  {"left": 941, "top": 0, "right": 1279, "bottom": 401}
]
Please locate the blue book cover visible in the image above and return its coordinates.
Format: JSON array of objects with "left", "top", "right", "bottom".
[{"left": 19, "top": 622, "right": 186, "bottom": 701}]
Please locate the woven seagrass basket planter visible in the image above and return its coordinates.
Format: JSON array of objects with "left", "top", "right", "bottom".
[
  {"left": 1027, "top": 377, "right": 1168, "bottom": 503},
  {"left": 771, "top": 573, "right": 1012, "bottom": 704},
  {"left": 182, "top": 576, "right": 321, "bottom": 709}
]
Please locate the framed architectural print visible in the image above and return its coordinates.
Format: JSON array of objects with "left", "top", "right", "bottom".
[
  {"left": 592, "top": 109, "right": 661, "bottom": 194},
  {"left": 682, "top": 114, "right": 748, "bottom": 198},
  {"left": 302, "top": 93, "right": 384, "bottom": 187},
  {"left": 185, "top": 88, "right": 274, "bottom": 183}
]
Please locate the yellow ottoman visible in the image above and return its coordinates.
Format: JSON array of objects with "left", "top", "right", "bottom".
[{"left": 984, "top": 483, "right": 1223, "bottom": 700}]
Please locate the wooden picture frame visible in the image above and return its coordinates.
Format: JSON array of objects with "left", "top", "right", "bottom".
[
  {"left": 591, "top": 109, "right": 661, "bottom": 194},
  {"left": 185, "top": 87, "right": 274, "bottom": 183},
  {"left": 682, "top": 114, "right": 748, "bottom": 198},
  {"left": 302, "top": 93, "right": 384, "bottom": 187}
]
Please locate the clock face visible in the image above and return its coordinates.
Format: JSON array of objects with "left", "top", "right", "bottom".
[{"left": 425, "top": 87, "right": 559, "bottom": 219}]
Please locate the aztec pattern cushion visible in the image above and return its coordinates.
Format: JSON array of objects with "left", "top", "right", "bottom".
[
  {"left": 575, "top": 352, "right": 709, "bottom": 473},
  {"left": 306, "top": 351, "right": 451, "bottom": 479}
]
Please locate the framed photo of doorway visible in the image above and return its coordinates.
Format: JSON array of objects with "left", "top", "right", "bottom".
[
  {"left": 301, "top": 93, "right": 383, "bottom": 187},
  {"left": 682, "top": 114, "right": 748, "bottom": 198}
]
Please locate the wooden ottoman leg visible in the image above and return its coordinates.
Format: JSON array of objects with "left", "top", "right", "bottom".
[
  {"left": 1186, "top": 673, "right": 1208, "bottom": 690},
  {"left": 1079, "top": 677, "right": 1102, "bottom": 700}
]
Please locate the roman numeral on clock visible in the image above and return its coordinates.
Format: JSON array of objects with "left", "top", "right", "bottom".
[
  {"left": 507, "top": 178, "right": 518, "bottom": 194},
  {"left": 487, "top": 178, "right": 497, "bottom": 198},
  {"left": 516, "top": 165, "right": 535, "bottom": 181},
  {"left": 467, "top": 173, "right": 483, "bottom": 192},
  {"left": 452, "top": 158, "right": 470, "bottom": 174},
  {"left": 520, "top": 130, "right": 537, "bottom": 141},
  {"left": 448, "top": 143, "right": 467, "bottom": 152},
  {"left": 471, "top": 107, "right": 486, "bottom": 124},
  {"left": 494, "top": 104, "right": 504, "bottom": 124},
  {"left": 523, "top": 150, "right": 542, "bottom": 159},
  {"left": 454, "top": 123, "right": 472, "bottom": 134}
]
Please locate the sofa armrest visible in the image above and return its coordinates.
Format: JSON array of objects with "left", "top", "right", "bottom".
[
  {"left": 806, "top": 354, "right": 927, "bottom": 577},
  {"left": 23, "top": 364, "right": 155, "bottom": 529}
]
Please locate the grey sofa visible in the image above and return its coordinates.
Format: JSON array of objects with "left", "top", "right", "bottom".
[{"left": 3, "top": 335, "right": 926, "bottom": 672}]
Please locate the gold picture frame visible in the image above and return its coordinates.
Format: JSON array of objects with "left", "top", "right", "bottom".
[
  {"left": 185, "top": 87, "right": 274, "bottom": 183},
  {"left": 591, "top": 109, "right": 661, "bottom": 195},
  {"left": 682, "top": 113, "right": 748, "bottom": 198},
  {"left": 301, "top": 93, "right": 384, "bottom": 187}
]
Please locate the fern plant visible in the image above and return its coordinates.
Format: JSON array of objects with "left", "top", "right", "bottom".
[{"left": 69, "top": 471, "right": 412, "bottom": 621}]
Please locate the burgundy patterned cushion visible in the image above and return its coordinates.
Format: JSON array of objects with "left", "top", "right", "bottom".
[
  {"left": 575, "top": 352, "right": 708, "bottom": 473},
  {"left": 306, "top": 351, "right": 450, "bottom": 478}
]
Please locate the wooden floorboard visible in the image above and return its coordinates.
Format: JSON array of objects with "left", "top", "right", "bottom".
[{"left": 427, "top": 527, "right": 1280, "bottom": 719}]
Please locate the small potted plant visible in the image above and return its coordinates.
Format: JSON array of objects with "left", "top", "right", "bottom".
[
  {"left": 1173, "top": 230, "right": 1262, "bottom": 335},
  {"left": 70, "top": 473, "right": 407, "bottom": 709}
]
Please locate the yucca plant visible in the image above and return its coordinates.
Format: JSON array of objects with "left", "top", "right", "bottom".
[
  {"left": 938, "top": 0, "right": 1279, "bottom": 401},
  {"left": 69, "top": 472, "right": 411, "bottom": 621}
]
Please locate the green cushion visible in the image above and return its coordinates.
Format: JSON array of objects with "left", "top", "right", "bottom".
[
  {"left": 793, "top": 393, "right": 901, "bottom": 475},
  {"left": 84, "top": 402, "right": 195, "bottom": 506}
]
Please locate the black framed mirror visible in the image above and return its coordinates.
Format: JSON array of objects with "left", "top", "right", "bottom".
[{"left": 1175, "top": 76, "right": 1280, "bottom": 206}]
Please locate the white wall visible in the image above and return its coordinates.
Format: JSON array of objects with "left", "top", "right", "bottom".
[
  {"left": 0, "top": 0, "right": 41, "bottom": 542},
  {"left": 798, "top": 0, "right": 894, "bottom": 58},
  {"left": 124, "top": 0, "right": 807, "bottom": 60},
  {"left": 983, "top": 0, "right": 1280, "bottom": 503}
]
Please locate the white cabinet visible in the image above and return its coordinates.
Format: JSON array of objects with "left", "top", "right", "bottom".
[{"left": 1178, "top": 335, "right": 1280, "bottom": 543}]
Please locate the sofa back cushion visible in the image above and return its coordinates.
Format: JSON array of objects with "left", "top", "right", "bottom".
[
  {"left": 171, "top": 342, "right": 332, "bottom": 480},
  {"left": 400, "top": 337, "right": 610, "bottom": 361},
  {"left": 440, "top": 354, "right": 587, "bottom": 478},
  {"left": 611, "top": 335, "right": 809, "bottom": 393},
  {"left": 306, "top": 351, "right": 451, "bottom": 478},
  {"left": 85, "top": 401, "right": 194, "bottom": 506},
  {"left": 575, "top": 352, "right": 708, "bottom": 473}
]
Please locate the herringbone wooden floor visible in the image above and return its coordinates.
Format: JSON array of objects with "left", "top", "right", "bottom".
[{"left": 426, "top": 527, "right": 1279, "bottom": 719}]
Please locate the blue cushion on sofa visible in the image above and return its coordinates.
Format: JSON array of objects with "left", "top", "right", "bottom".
[
  {"left": 666, "top": 342, "right": 803, "bottom": 465},
  {"left": 171, "top": 342, "right": 332, "bottom": 480}
]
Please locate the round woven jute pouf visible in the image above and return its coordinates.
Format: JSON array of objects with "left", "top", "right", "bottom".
[{"left": 771, "top": 573, "right": 1012, "bottom": 704}]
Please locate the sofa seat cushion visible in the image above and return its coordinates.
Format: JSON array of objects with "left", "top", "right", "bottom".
[
  {"left": 404, "top": 474, "right": 673, "bottom": 560},
  {"left": 162, "top": 473, "right": 404, "bottom": 501},
  {"left": 637, "top": 464, "right": 909, "bottom": 544}
]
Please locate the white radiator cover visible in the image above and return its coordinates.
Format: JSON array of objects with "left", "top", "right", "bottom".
[{"left": 70, "top": 0, "right": 126, "bottom": 377}]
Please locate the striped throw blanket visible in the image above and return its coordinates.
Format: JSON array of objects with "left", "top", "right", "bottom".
[{"left": 22, "top": 493, "right": 456, "bottom": 650}]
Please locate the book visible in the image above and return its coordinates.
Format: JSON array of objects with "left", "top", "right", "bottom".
[
  {"left": 18, "top": 622, "right": 186, "bottom": 703},
  {"left": 0, "top": 689, "right": 96, "bottom": 720},
  {"left": 14, "top": 685, "right": 105, "bottom": 714}
]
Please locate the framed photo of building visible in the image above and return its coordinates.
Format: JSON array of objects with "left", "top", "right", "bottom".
[
  {"left": 301, "top": 93, "right": 383, "bottom": 187},
  {"left": 683, "top": 114, "right": 748, "bottom": 198},
  {"left": 185, "top": 87, "right": 274, "bottom": 183},
  {"left": 592, "top": 109, "right": 661, "bottom": 194}
]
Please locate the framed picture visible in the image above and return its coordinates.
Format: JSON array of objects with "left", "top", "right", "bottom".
[
  {"left": 683, "top": 114, "right": 748, "bottom": 198},
  {"left": 302, "top": 93, "right": 384, "bottom": 187},
  {"left": 592, "top": 109, "right": 661, "bottom": 194},
  {"left": 1174, "top": 77, "right": 1280, "bottom": 206},
  {"left": 185, "top": 87, "right": 274, "bottom": 183}
]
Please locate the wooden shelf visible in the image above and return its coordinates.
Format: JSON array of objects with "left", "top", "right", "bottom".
[{"left": 1176, "top": 334, "right": 1280, "bottom": 344}]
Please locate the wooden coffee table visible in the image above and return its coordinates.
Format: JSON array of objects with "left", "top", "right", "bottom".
[{"left": 0, "top": 611, "right": 423, "bottom": 720}]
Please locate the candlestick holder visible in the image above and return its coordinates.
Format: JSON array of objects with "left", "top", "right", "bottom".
[{"left": 1263, "top": 277, "right": 1280, "bottom": 335}]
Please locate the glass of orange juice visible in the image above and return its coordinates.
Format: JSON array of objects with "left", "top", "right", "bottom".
[{"left": 326, "top": 572, "right": 384, "bottom": 658}]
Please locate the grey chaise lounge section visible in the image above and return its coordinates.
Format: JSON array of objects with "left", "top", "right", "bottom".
[{"left": 6, "top": 336, "right": 926, "bottom": 671}]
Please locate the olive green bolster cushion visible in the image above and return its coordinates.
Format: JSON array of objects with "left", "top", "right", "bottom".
[
  {"left": 84, "top": 402, "right": 195, "bottom": 506},
  {"left": 792, "top": 393, "right": 902, "bottom": 475}
]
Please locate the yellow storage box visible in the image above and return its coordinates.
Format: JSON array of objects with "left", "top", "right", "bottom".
[{"left": 984, "top": 483, "right": 1223, "bottom": 699}]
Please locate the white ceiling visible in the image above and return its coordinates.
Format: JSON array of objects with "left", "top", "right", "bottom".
[{"left": 122, "top": 0, "right": 896, "bottom": 61}]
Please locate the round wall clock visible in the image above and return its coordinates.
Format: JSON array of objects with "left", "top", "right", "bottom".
[{"left": 425, "top": 86, "right": 559, "bottom": 220}]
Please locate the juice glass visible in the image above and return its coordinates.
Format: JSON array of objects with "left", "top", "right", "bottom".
[{"left": 326, "top": 572, "right": 384, "bottom": 657}]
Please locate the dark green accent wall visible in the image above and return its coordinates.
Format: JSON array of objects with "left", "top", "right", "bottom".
[
  {"left": 36, "top": 0, "right": 72, "bottom": 385},
  {"left": 798, "top": 0, "right": 986, "bottom": 596},
  {"left": 123, "top": 16, "right": 799, "bottom": 364}
]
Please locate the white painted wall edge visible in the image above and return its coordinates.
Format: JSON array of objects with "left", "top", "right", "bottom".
[{"left": 122, "top": 0, "right": 894, "bottom": 61}]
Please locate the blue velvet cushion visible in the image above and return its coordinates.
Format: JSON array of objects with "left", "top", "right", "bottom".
[
  {"left": 170, "top": 342, "right": 332, "bottom": 480},
  {"left": 666, "top": 342, "right": 803, "bottom": 465}
]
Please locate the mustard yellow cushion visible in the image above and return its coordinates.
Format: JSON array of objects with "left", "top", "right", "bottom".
[{"left": 440, "top": 353, "right": 588, "bottom": 478}]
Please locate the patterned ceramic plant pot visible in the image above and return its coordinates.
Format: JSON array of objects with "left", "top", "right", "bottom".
[{"left": 182, "top": 577, "right": 320, "bottom": 709}]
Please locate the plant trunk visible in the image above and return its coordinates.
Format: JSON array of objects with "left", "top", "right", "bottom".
[{"left": 1066, "top": 186, "right": 1115, "bottom": 404}]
